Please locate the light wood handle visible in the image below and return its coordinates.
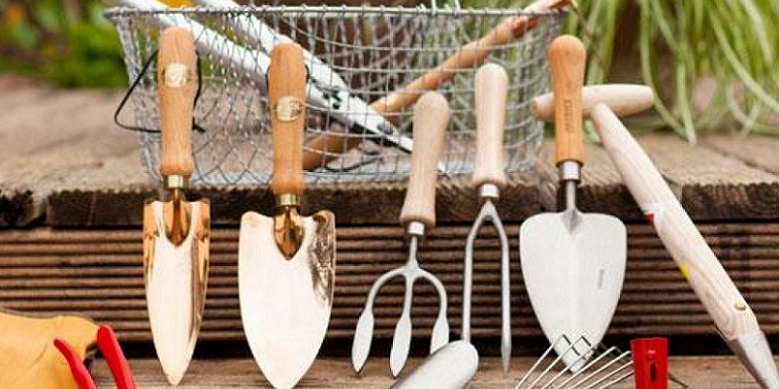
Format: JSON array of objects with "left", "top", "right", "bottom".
[
  {"left": 590, "top": 104, "right": 760, "bottom": 341},
  {"left": 399, "top": 93, "right": 450, "bottom": 229},
  {"left": 158, "top": 27, "right": 197, "bottom": 178},
  {"left": 269, "top": 43, "right": 306, "bottom": 197},
  {"left": 532, "top": 84, "right": 654, "bottom": 122},
  {"left": 301, "top": 0, "right": 572, "bottom": 171},
  {"left": 472, "top": 63, "right": 508, "bottom": 188},
  {"left": 549, "top": 35, "right": 586, "bottom": 166}
]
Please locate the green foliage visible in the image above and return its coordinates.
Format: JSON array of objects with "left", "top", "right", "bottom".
[{"left": 0, "top": 0, "right": 127, "bottom": 88}]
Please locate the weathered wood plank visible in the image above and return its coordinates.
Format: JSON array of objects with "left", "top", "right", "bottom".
[
  {"left": 704, "top": 134, "right": 779, "bottom": 175},
  {"left": 535, "top": 133, "right": 779, "bottom": 221},
  {"left": 2, "top": 223, "right": 779, "bottom": 344},
  {"left": 90, "top": 357, "right": 768, "bottom": 388}
]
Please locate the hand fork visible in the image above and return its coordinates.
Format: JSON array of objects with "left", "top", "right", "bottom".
[
  {"left": 463, "top": 63, "right": 512, "bottom": 374},
  {"left": 352, "top": 92, "right": 452, "bottom": 377}
]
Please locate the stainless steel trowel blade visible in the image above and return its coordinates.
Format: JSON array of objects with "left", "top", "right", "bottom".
[{"left": 520, "top": 210, "right": 626, "bottom": 370}]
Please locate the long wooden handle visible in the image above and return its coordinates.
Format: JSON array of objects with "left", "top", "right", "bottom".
[
  {"left": 549, "top": 35, "right": 586, "bottom": 166},
  {"left": 590, "top": 104, "right": 760, "bottom": 341},
  {"left": 532, "top": 84, "right": 654, "bottom": 122},
  {"left": 301, "top": 0, "right": 571, "bottom": 171},
  {"left": 158, "top": 27, "right": 197, "bottom": 178},
  {"left": 269, "top": 43, "right": 306, "bottom": 197},
  {"left": 472, "top": 63, "right": 508, "bottom": 188},
  {"left": 399, "top": 93, "right": 450, "bottom": 228}
]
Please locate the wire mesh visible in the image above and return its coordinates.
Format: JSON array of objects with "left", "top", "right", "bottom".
[{"left": 106, "top": 5, "right": 563, "bottom": 185}]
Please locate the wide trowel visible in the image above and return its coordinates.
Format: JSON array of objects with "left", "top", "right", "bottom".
[
  {"left": 143, "top": 27, "right": 210, "bottom": 386},
  {"left": 519, "top": 35, "right": 626, "bottom": 371},
  {"left": 239, "top": 43, "right": 336, "bottom": 389}
]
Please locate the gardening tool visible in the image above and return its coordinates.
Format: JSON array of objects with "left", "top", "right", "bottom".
[
  {"left": 238, "top": 43, "right": 336, "bottom": 389},
  {"left": 519, "top": 35, "right": 626, "bottom": 371},
  {"left": 300, "top": 0, "right": 572, "bottom": 170},
  {"left": 462, "top": 63, "right": 511, "bottom": 373},
  {"left": 352, "top": 92, "right": 451, "bottom": 377},
  {"left": 590, "top": 103, "right": 779, "bottom": 389},
  {"left": 631, "top": 338, "right": 668, "bottom": 389},
  {"left": 55, "top": 325, "right": 137, "bottom": 389},
  {"left": 143, "top": 26, "right": 209, "bottom": 386},
  {"left": 107, "top": 0, "right": 411, "bottom": 156},
  {"left": 532, "top": 84, "right": 654, "bottom": 121},
  {"left": 389, "top": 340, "right": 479, "bottom": 389}
]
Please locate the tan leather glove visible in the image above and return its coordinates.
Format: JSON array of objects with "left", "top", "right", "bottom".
[{"left": 0, "top": 309, "right": 98, "bottom": 389}]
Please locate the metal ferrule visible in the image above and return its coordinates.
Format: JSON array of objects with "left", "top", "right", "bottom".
[
  {"left": 558, "top": 161, "right": 581, "bottom": 182},
  {"left": 165, "top": 175, "right": 188, "bottom": 190},
  {"left": 406, "top": 221, "right": 426, "bottom": 237},
  {"left": 479, "top": 183, "right": 500, "bottom": 200},
  {"left": 276, "top": 193, "right": 301, "bottom": 208}
]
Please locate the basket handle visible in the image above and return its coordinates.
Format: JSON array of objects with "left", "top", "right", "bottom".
[
  {"left": 269, "top": 43, "right": 306, "bottom": 197},
  {"left": 158, "top": 27, "right": 197, "bottom": 178}
]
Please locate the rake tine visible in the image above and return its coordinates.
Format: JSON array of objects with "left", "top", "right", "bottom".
[
  {"left": 573, "top": 360, "right": 633, "bottom": 389},
  {"left": 592, "top": 368, "right": 634, "bottom": 389},
  {"left": 523, "top": 336, "right": 590, "bottom": 389},
  {"left": 553, "top": 346, "right": 619, "bottom": 389},
  {"left": 565, "top": 350, "right": 631, "bottom": 389},
  {"left": 514, "top": 335, "right": 571, "bottom": 389},
  {"left": 541, "top": 342, "right": 604, "bottom": 389}
]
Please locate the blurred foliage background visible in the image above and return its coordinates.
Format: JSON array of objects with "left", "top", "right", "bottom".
[{"left": 0, "top": 0, "right": 777, "bottom": 138}]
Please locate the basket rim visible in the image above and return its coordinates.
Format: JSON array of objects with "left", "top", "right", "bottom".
[{"left": 104, "top": 4, "right": 568, "bottom": 18}]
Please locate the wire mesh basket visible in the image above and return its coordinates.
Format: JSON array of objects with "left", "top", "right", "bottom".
[{"left": 106, "top": 3, "right": 564, "bottom": 185}]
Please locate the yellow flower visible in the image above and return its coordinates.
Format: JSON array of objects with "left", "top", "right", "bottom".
[{"left": 159, "top": 0, "right": 194, "bottom": 6}]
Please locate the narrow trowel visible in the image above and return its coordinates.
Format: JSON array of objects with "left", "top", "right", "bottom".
[
  {"left": 143, "top": 27, "right": 210, "bottom": 386},
  {"left": 519, "top": 35, "right": 626, "bottom": 371},
  {"left": 238, "top": 43, "right": 336, "bottom": 389}
]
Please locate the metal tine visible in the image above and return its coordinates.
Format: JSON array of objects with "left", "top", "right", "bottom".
[
  {"left": 572, "top": 359, "right": 633, "bottom": 389},
  {"left": 591, "top": 368, "right": 634, "bottom": 389},
  {"left": 515, "top": 335, "right": 594, "bottom": 389},
  {"left": 538, "top": 339, "right": 605, "bottom": 389},
  {"left": 553, "top": 346, "right": 621, "bottom": 389},
  {"left": 563, "top": 350, "right": 631, "bottom": 389}
]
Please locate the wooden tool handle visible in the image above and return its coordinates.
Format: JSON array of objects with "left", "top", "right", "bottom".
[
  {"left": 301, "top": 0, "right": 571, "bottom": 171},
  {"left": 549, "top": 35, "right": 586, "bottom": 166},
  {"left": 158, "top": 27, "right": 197, "bottom": 178},
  {"left": 399, "top": 93, "right": 450, "bottom": 229},
  {"left": 532, "top": 84, "right": 654, "bottom": 122},
  {"left": 590, "top": 104, "right": 760, "bottom": 341},
  {"left": 269, "top": 43, "right": 306, "bottom": 197},
  {"left": 472, "top": 63, "right": 508, "bottom": 188}
]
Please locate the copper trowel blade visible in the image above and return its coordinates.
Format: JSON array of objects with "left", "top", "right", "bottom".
[
  {"left": 143, "top": 199, "right": 210, "bottom": 385},
  {"left": 239, "top": 210, "right": 335, "bottom": 389}
]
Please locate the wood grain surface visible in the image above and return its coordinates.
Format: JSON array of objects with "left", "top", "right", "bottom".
[
  {"left": 91, "top": 357, "right": 771, "bottom": 388},
  {"left": 2, "top": 223, "right": 779, "bottom": 344}
]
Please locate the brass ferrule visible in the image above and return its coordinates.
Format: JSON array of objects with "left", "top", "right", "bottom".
[
  {"left": 165, "top": 175, "right": 188, "bottom": 190},
  {"left": 276, "top": 193, "right": 301, "bottom": 208}
]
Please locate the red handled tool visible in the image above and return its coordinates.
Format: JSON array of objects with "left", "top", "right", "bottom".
[
  {"left": 54, "top": 325, "right": 137, "bottom": 389},
  {"left": 631, "top": 337, "right": 668, "bottom": 389}
]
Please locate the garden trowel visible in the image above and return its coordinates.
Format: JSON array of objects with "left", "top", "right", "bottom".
[
  {"left": 519, "top": 35, "right": 626, "bottom": 372},
  {"left": 143, "top": 27, "right": 210, "bottom": 386},
  {"left": 239, "top": 43, "right": 336, "bottom": 389}
]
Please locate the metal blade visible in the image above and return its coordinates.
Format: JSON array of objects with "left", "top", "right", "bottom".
[
  {"left": 143, "top": 200, "right": 209, "bottom": 385},
  {"left": 351, "top": 308, "right": 375, "bottom": 373},
  {"left": 519, "top": 211, "right": 626, "bottom": 371},
  {"left": 239, "top": 210, "right": 335, "bottom": 389}
]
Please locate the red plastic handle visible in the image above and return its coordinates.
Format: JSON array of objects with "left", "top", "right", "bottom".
[
  {"left": 54, "top": 338, "right": 98, "bottom": 389},
  {"left": 97, "top": 325, "right": 137, "bottom": 389},
  {"left": 631, "top": 337, "right": 669, "bottom": 389}
]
